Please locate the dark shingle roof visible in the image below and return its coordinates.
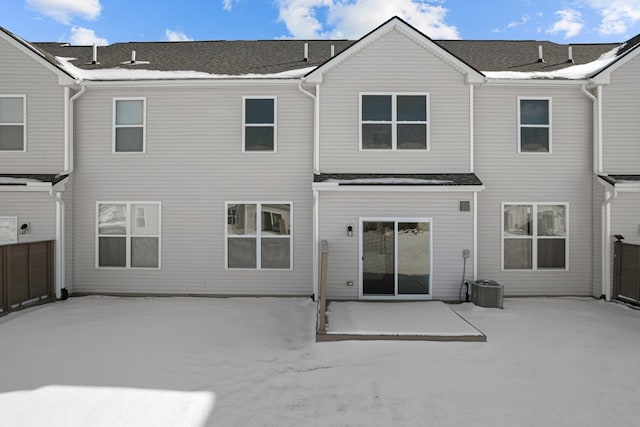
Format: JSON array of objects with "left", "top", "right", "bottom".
[
  {"left": 32, "top": 40, "right": 354, "bottom": 75},
  {"left": 599, "top": 175, "right": 640, "bottom": 187},
  {"left": 314, "top": 173, "right": 483, "bottom": 186},
  {"left": 30, "top": 38, "right": 620, "bottom": 76},
  {"left": 434, "top": 40, "right": 617, "bottom": 72}
]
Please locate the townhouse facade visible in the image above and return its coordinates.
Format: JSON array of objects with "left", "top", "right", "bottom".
[{"left": 1, "top": 17, "right": 639, "bottom": 303}]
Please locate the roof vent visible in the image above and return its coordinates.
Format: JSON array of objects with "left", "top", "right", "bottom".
[
  {"left": 91, "top": 43, "right": 98, "bottom": 64},
  {"left": 130, "top": 50, "right": 136, "bottom": 64},
  {"left": 303, "top": 42, "right": 309, "bottom": 62},
  {"left": 330, "top": 44, "right": 335, "bottom": 58},
  {"left": 537, "top": 45, "right": 544, "bottom": 63},
  {"left": 567, "top": 45, "right": 574, "bottom": 63}
]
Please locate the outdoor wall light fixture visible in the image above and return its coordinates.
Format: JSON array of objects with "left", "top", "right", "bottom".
[
  {"left": 347, "top": 225, "right": 353, "bottom": 237},
  {"left": 20, "top": 223, "right": 29, "bottom": 234}
]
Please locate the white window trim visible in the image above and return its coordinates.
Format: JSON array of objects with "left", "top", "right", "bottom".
[
  {"left": 225, "top": 201, "right": 293, "bottom": 270},
  {"left": 0, "top": 216, "right": 18, "bottom": 245},
  {"left": 358, "top": 217, "right": 433, "bottom": 300},
  {"left": 95, "top": 201, "right": 161, "bottom": 269},
  {"left": 517, "top": 96, "right": 552, "bottom": 154},
  {"left": 242, "top": 96, "right": 277, "bottom": 153},
  {"left": 112, "top": 97, "right": 147, "bottom": 154},
  {"left": 501, "top": 202, "right": 569, "bottom": 271},
  {"left": 0, "top": 95, "right": 27, "bottom": 152},
  {"left": 359, "top": 92, "right": 430, "bottom": 151}
]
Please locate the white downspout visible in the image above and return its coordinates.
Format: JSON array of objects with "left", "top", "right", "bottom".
[
  {"left": 473, "top": 191, "right": 478, "bottom": 281},
  {"left": 312, "top": 189, "right": 319, "bottom": 300},
  {"left": 601, "top": 189, "right": 617, "bottom": 300},
  {"left": 50, "top": 190, "right": 64, "bottom": 299},
  {"left": 580, "top": 85, "right": 598, "bottom": 174},
  {"left": 597, "top": 86, "right": 603, "bottom": 173},
  {"left": 469, "top": 84, "right": 474, "bottom": 173},
  {"left": 297, "top": 82, "right": 319, "bottom": 174},
  {"left": 64, "top": 83, "right": 86, "bottom": 174}
]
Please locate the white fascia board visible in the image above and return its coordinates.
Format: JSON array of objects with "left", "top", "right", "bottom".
[
  {"left": 483, "top": 78, "right": 589, "bottom": 86},
  {"left": 305, "top": 18, "right": 484, "bottom": 84},
  {"left": 0, "top": 184, "right": 52, "bottom": 192},
  {"left": 83, "top": 78, "right": 303, "bottom": 88},
  {"left": 0, "top": 30, "right": 75, "bottom": 86},
  {"left": 312, "top": 183, "right": 485, "bottom": 192}
]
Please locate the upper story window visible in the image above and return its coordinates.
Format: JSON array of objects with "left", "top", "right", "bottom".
[
  {"left": 243, "top": 97, "right": 276, "bottom": 152},
  {"left": 113, "top": 98, "right": 146, "bottom": 153},
  {"left": 360, "top": 93, "right": 429, "bottom": 150},
  {"left": 97, "top": 202, "right": 161, "bottom": 268},
  {"left": 502, "top": 203, "right": 568, "bottom": 271},
  {"left": 518, "top": 98, "right": 551, "bottom": 153},
  {"left": 0, "top": 95, "right": 26, "bottom": 151},
  {"left": 226, "top": 202, "right": 292, "bottom": 270}
]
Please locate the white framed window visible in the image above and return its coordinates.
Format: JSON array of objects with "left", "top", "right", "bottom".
[
  {"left": 360, "top": 93, "right": 429, "bottom": 150},
  {"left": 518, "top": 97, "right": 551, "bottom": 153},
  {"left": 0, "top": 216, "right": 18, "bottom": 245},
  {"left": 113, "top": 98, "right": 146, "bottom": 153},
  {"left": 502, "top": 202, "right": 568, "bottom": 271},
  {"left": 96, "top": 202, "right": 161, "bottom": 268},
  {"left": 243, "top": 97, "right": 276, "bottom": 152},
  {"left": 0, "top": 95, "right": 26, "bottom": 151},
  {"left": 225, "top": 202, "right": 292, "bottom": 270}
]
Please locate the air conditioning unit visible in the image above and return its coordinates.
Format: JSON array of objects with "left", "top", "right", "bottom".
[{"left": 471, "top": 280, "right": 504, "bottom": 309}]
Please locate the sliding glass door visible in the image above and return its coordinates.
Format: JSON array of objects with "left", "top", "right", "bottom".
[{"left": 361, "top": 219, "right": 432, "bottom": 298}]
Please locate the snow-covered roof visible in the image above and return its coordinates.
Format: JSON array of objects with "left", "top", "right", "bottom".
[{"left": 314, "top": 173, "right": 483, "bottom": 186}]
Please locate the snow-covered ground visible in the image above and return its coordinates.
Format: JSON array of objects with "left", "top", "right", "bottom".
[{"left": 1, "top": 296, "right": 639, "bottom": 426}]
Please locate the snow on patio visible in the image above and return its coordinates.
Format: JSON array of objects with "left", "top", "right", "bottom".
[
  {"left": 1, "top": 296, "right": 640, "bottom": 426},
  {"left": 324, "top": 301, "right": 485, "bottom": 341}
]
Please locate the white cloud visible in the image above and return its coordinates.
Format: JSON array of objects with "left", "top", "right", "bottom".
[
  {"left": 69, "top": 26, "right": 108, "bottom": 45},
  {"left": 276, "top": 0, "right": 459, "bottom": 39},
  {"left": 222, "top": 0, "right": 236, "bottom": 11},
  {"left": 585, "top": 0, "right": 640, "bottom": 35},
  {"left": 26, "top": 0, "right": 102, "bottom": 24},
  {"left": 547, "top": 9, "right": 584, "bottom": 38},
  {"left": 507, "top": 15, "right": 530, "bottom": 29},
  {"left": 164, "top": 29, "right": 194, "bottom": 42}
]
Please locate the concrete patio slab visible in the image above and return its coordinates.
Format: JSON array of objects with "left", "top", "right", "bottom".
[{"left": 318, "top": 301, "right": 486, "bottom": 342}]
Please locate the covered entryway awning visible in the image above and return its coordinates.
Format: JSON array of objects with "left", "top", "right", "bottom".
[
  {"left": 312, "top": 173, "right": 485, "bottom": 302},
  {"left": 313, "top": 172, "right": 484, "bottom": 190},
  {"left": 0, "top": 174, "right": 68, "bottom": 192}
]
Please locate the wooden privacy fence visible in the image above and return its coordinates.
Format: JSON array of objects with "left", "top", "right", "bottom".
[
  {"left": 613, "top": 241, "right": 640, "bottom": 305},
  {"left": 0, "top": 240, "right": 55, "bottom": 317}
]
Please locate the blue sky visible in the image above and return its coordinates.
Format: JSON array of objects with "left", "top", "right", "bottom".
[{"left": 3, "top": 0, "right": 640, "bottom": 45}]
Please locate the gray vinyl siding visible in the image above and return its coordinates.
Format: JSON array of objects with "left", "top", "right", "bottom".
[
  {"left": 0, "top": 36, "right": 65, "bottom": 173},
  {"left": 475, "top": 85, "right": 593, "bottom": 296},
  {"left": 611, "top": 193, "right": 640, "bottom": 245},
  {"left": 72, "top": 84, "right": 313, "bottom": 295},
  {"left": 602, "top": 54, "right": 640, "bottom": 174},
  {"left": 318, "top": 30, "right": 470, "bottom": 174},
  {"left": 0, "top": 193, "right": 56, "bottom": 244},
  {"left": 318, "top": 191, "right": 474, "bottom": 300}
]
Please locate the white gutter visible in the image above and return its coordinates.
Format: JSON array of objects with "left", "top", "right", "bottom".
[
  {"left": 600, "top": 188, "right": 617, "bottom": 300},
  {"left": 580, "top": 85, "right": 598, "bottom": 174},
  {"left": 469, "top": 84, "right": 474, "bottom": 173},
  {"left": 64, "top": 83, "right": 86, "bottom": 174},
  {"left": 312, "top": 182, "right": 485, "bottom": 192},
  {"left": 297, "top": 82, "right": 319, "bottom": 173}
]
